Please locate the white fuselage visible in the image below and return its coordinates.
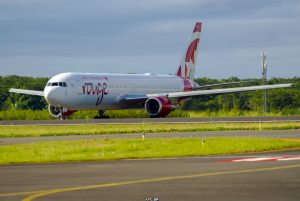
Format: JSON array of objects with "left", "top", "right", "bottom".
[{"left": 44, "top": 72, "right": 191, "bottom": 110}]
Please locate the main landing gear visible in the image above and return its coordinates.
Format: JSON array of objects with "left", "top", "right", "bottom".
[
  {"left": 59, "top": 113, "right": 66, "bottom": 120},
  {"left": 95, "top": 109, "right": 110, "bottom": 119}
]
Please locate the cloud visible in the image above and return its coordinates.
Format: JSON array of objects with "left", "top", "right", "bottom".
[{"left": 0, "top": 0, "right": 299, "bottom": 78}]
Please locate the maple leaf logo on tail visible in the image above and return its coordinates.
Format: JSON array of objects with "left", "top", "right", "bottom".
[{"left": 176, "top": 22, "right": 202, "bottom": 80}]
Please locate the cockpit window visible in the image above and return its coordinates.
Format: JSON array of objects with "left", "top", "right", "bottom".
[{"left": 47, "top": 82, "right": 67, "bottom": 87}]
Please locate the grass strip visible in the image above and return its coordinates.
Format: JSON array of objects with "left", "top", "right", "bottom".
[
  {"left": 0, "top": 122, "right": 299, "bottom": 138},
  {"left": 0, "top": 138, "right": 300, "bottom": 164}
]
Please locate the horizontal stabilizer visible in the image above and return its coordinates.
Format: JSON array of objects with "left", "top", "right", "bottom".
[{"left": 9, "top": 88, "right": 44, "bottom": 96}]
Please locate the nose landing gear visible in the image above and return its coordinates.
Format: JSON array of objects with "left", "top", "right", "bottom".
[{"left": 95, "top": 109, "right": 110, "bottom": 119}]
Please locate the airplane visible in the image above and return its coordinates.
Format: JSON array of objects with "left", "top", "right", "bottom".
[{"left": 9, "top": 22, "right": 292, "bottom": 119}]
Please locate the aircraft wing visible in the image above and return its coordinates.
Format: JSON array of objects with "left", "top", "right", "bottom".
[
  {"left": 147, "top": 83, "right": 292, "bottom": 99},
  {"left": 194, "top": 81, "right": 248, "bottom": 90},
  {"left": 119, "top": 94, "right": 148, "bottom": 105},
  {"left": 9, "top": 88, "right": 44, "bottom": 96}
]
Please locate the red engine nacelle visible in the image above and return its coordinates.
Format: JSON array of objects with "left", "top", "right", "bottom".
[
  {"left": 144, "top": 97, "right": 175, "bottom": 117},
  {"left": 48, "top": 105, "right": 76, "bottom": 119}
]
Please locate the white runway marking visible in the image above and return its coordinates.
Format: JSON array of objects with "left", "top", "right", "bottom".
[{"left": 221, "top": 156, "right": 300, "bottom": 163}]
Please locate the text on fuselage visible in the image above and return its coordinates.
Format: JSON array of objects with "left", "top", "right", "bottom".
[{"left": 82, "top": 82, "right": 108, "bottom": 105}]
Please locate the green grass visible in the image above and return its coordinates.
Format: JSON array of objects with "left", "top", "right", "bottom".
[
  {"left": 0, "top": 109, "right": 189, "bottom": 120},
  {"left": 0, "top": 138, "right": 299, "bottom": 164},
  {"left": 0, "top": 122, "right": 299, "bottom": 138},
  {"left": 188, "top": 110, "right": 300, "bottom": 117},
  {"left": 1, "top": 109, "right": 299, "bottom": 120}
]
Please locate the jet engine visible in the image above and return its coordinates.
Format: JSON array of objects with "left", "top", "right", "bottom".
[
  {"left": 144, "top": 97, "right": 175, "bottom": 117},
  {"left": 48, "top": 105, "right": 75, "bottom": 119}
]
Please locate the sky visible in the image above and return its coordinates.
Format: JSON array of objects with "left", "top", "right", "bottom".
[{"left": 0, "top": 0, "right": 299, "bottom": 79}]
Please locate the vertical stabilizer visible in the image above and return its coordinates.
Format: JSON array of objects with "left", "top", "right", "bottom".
[{"left": 175, "top": 22, "right": 202, "bottom": 80}]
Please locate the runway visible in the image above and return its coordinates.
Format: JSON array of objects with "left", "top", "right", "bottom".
[
  {"left": 1, "top": 129, "right": 300, "bottom": 146},
  {"left": 1, "top": 150, "right": 300, "bottom": 201},
  {"left": 1, "top": 115, "right": 300, "bottom": 125}
]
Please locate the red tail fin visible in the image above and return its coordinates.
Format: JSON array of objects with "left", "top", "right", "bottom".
[{"left": 176, "top": 22, "right": 202, "bottom": 79}]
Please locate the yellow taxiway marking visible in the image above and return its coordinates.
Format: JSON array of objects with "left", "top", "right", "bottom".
[
  {"left": 20, "top": 164, "right": 300, "bottom": 201},
  {"left": 1, "top": 164, "right": 299, "bottom": 200},
  {"left": 0, "top": 190, "right": 45, "bottom": 197}
]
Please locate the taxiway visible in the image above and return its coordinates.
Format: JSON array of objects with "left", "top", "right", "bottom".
[{"left": 1, "top": 129, "right": 300, "bottom": 146}]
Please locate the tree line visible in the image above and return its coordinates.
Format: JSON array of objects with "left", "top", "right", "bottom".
[
  {"left": 0, "top": 75, "right": 299, "bottom": 116},
  {"left": 182, "top": 77, "right": 300, "bottom": 115}
]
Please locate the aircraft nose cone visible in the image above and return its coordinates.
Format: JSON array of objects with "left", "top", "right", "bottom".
[{"left": 45, "top": 88, "right": 59, "bottom": 106}]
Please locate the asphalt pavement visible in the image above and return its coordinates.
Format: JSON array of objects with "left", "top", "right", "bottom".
[
  {"left": 1, "top": 116, "right": 299, "bottom": 125},
  {"left": 0, "top": 150, "right": 300, "bottom": 201},
  {"left": 1, "top": 129, "right": 300, "bottom": 146}
]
